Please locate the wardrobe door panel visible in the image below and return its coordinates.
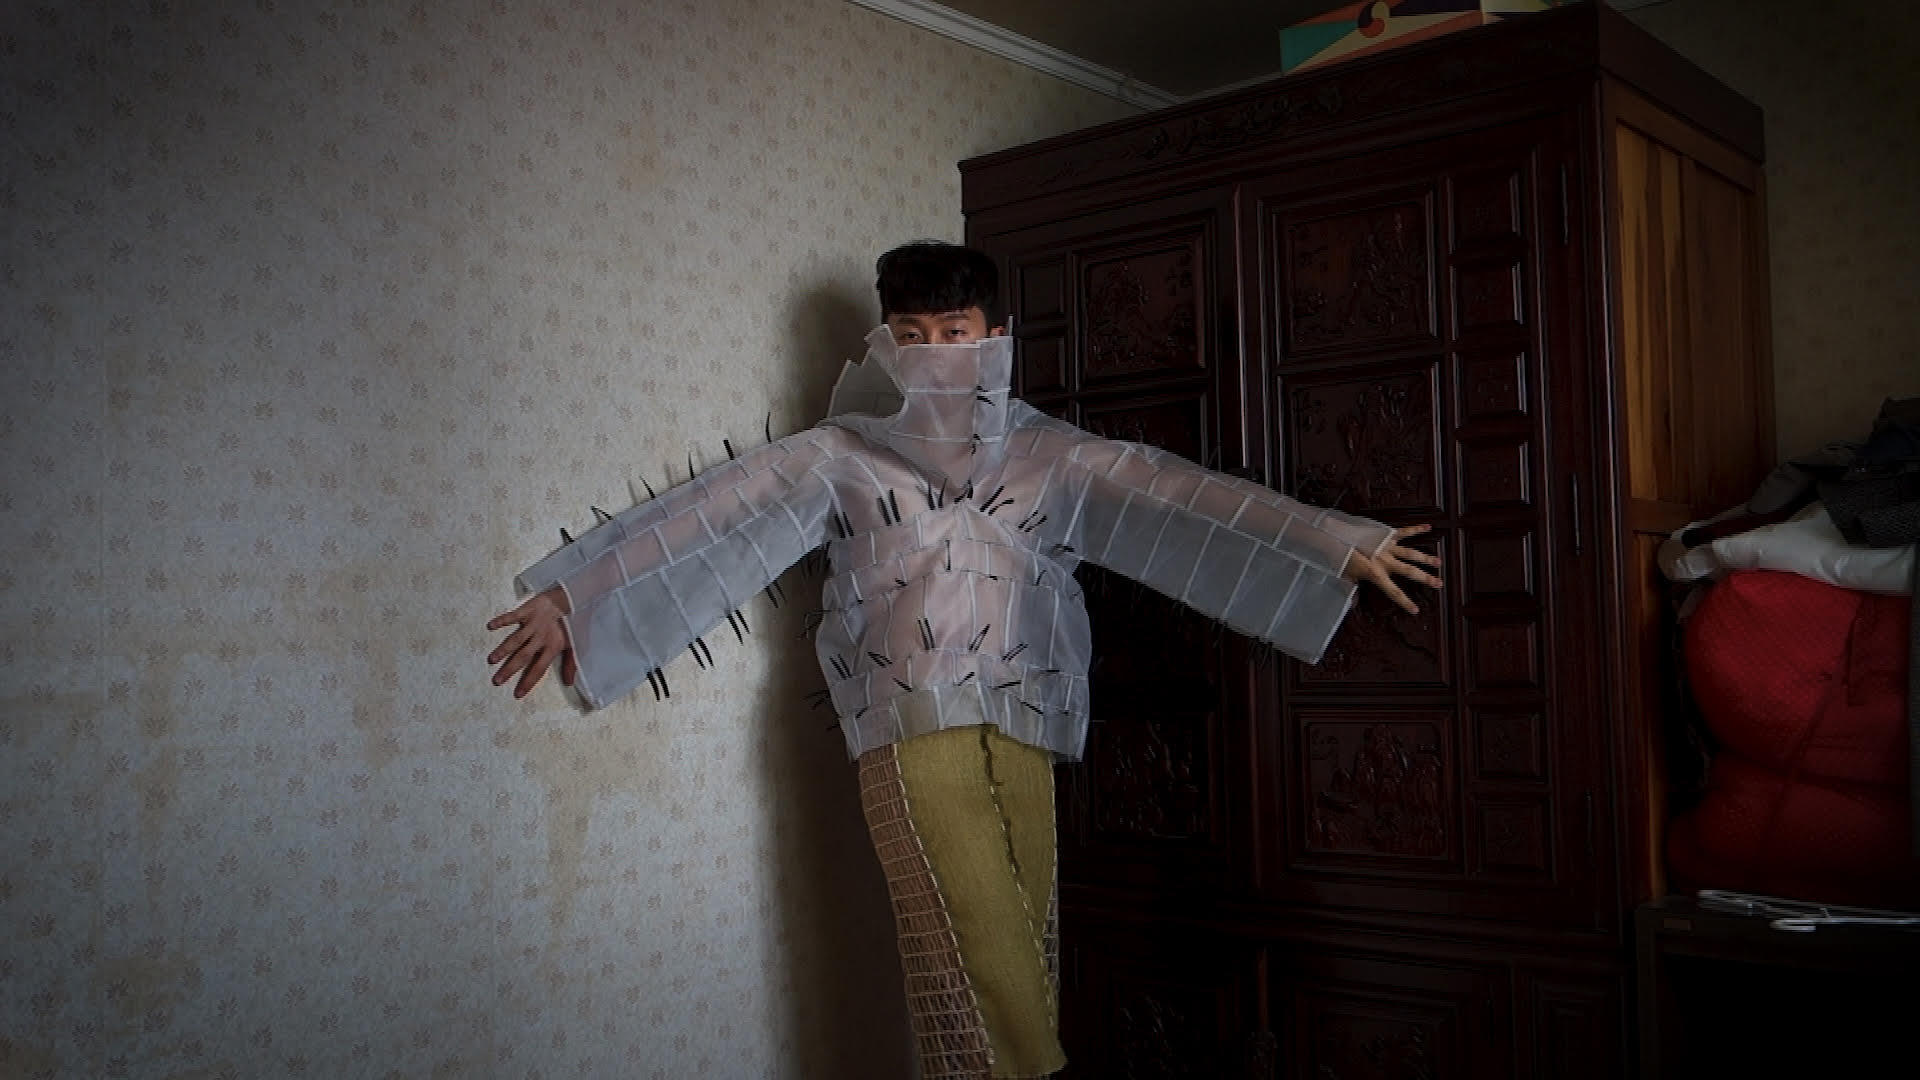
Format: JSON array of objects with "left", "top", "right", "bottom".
[
  {"left": 1081, "top": 230, "right": 1209, "bottom": 382},
  {"left": 1285, "top": 362, "right": 1448, "bottom": 520},
  {"left": 981, "top": 191, "right": 1255, "bottom": 897},
  {"left": 1281, "top": 191, "right": 1441, "bottom": 360},
  {"left": 1060, "top": 923, "right": 1262, "bottom": 1080},
  {"left": 1245, "top": 116, "right": 1604, "bottom": 929},
  {"left": 991, "top": 189, "right": 1235, "bottom": 404},
  {"left": 1277, "top": 949, "right": 1512, "bottom": 1080},
  {"left": 1297, "top": 708, "right": 1458, "bottom": 867},
  {"left": 1285, "top": 360, "right": 1453, "bottom": 692},
  {"left": 1521, "top": 971, "right": 1624, "bottom": 1080}
]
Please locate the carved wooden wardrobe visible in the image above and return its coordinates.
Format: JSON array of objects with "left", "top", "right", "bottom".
[{"left": 960, "top": 4, "right": 1774, "bottom": 1076}]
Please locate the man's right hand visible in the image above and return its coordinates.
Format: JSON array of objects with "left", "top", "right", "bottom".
[{"left": 486, "top": 586, "right": 577, "bottom": 699}]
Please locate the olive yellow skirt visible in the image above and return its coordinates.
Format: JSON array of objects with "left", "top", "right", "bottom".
[{"left": 857, "top": 725, "right": 1064, "bottom": 1078}]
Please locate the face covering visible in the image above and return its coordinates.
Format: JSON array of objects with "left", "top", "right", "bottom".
[{"left": 825, "top": 325, "right": 1018, "bottom": 493}]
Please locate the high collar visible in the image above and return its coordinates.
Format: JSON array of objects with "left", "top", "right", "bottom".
[{"left": 825, "top": 325, "right": 1017, "bottom": 490}]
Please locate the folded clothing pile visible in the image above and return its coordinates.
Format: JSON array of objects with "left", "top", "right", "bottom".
[{"left": 1669, "top": 569, "right": 1920, "bottom": 907}]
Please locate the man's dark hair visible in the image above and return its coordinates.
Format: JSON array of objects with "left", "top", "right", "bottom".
[{"left": 875, "top": 241, "right": 999, "bottom": 322}]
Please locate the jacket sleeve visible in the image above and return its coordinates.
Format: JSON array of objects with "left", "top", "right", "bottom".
[
  {"left": 513, "top": 426, "right": 850, "bottom": 708},
  {"left": 1058, "top": 437, "right": 1396, "bottom": 665}
]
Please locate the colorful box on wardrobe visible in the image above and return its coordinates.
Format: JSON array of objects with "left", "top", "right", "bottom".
[{"left": 1281, "top": 0, "right": 1569, "bottom": 75}]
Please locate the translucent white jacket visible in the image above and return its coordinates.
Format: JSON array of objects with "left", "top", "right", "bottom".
[{"left": 517, "top": 327, "right": 1394, "bottom": 760}]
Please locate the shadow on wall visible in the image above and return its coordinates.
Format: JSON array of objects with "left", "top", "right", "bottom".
[{"left": 753, "top": 279, "right": 916, "bottom": 1077}]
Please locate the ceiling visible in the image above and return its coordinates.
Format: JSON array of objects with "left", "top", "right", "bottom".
[{"left": 932, "top": 0, "right": 1664, "bottom": 99}]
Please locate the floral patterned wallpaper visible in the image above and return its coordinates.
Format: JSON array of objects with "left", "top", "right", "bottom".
[
  {"left": 0, "top": 1, "right": 1128, "bottom": 1076},
  {"left": 1631, "top": 0, "right": 1919, "bottom": 456}
]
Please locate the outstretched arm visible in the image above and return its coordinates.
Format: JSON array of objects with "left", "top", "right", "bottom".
[
  {"left": 486, "top": 427, "right": 855, "bottom": 706},
  {"left": 1054, "top": 437, "right": 1441, "bottom": 664}
]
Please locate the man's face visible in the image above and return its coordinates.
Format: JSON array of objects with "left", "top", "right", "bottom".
[{"left": 884, "top": 307, "right": 1002, "bottom": 346}]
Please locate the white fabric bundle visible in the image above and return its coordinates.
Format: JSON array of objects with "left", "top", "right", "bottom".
[
  {"left": 1660, "top": 504, "right": 1915, "bottom": 596},
  {"left": 518, "top": 327, "right": 1395, "bottom": 760}
]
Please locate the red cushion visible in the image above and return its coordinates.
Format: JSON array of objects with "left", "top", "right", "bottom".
[
  {"left": 1668, "top": 753, "right": 1920, "bottom": 909},
  {"left": 1685, "top": 570, "right": 1910, "bottom": 787}
]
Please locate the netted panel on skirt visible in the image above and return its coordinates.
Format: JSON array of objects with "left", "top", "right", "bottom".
[
  {"left": 858, "top": 744, "right": 997, "bottom": 1078},
  {"left": 1043, "top": 837, "right": 1059, "bottom": 1003}
]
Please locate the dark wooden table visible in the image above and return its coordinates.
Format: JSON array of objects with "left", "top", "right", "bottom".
[{"left": 1636, "top": 894, "right": 1920, "bottom": 1079}]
